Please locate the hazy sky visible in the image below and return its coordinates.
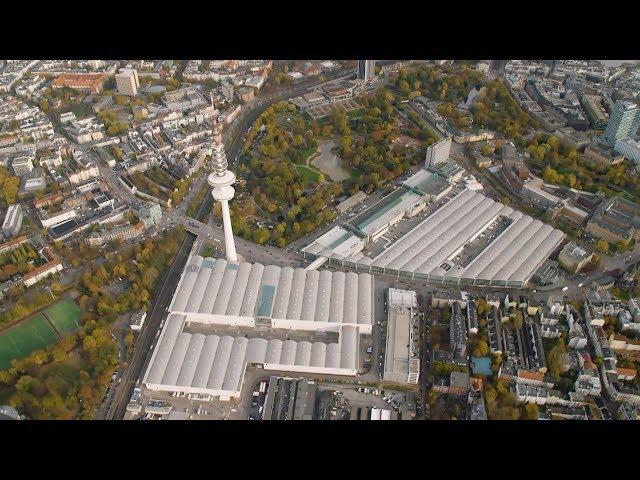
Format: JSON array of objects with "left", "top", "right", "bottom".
[{"left": 600, "top": 60, "right": 639, "bottom": 67}]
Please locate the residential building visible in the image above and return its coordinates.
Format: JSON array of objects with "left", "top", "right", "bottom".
[
  {"left": 1, "top": 204, "right": 23, "bottom": 237},
  {"left": 0, "top": 234, "right": 28, "bottom": 255},
  {"left": 21, "top": 248, "right": 63, "bottom": 287},
  {"left": 51, "top": 73, "right": 106, "bottom": 94},
  {"left": 65, "top": 117, "right": 105, "bottom": 144},
  {"left": 617, "top": 367, "right": 637, "bottom": 381},
  {"left": 615, "top": 136, "right": 640, "bottom": 165},
  {"left": 450, "top": 302, "right": 467, "bottom": 361},
  {"left": 131, "top": 201, "right": 162, "bottom": 228},
  {"left": 604, "top": 100, "right": 640, "bottom": 147},
  {"left": 585, "top": 196, "right": 640, "bottom": 244},
  {"left": 467, "top": 300, "right": 478, "bottom": 334},
  {"left": 59, "top": 111, "right": 77, "bottom": 124},
  {"left": 66, "top": 161, "right": 100, "bottom": 185},
  {"left": 558, "top": 241, "right": 594, "bottom": 273},
  {"left": 163, "top": 87, "right": 208, "bottom": 111},
  {"left": 237, "top": 87, "right": 254, "bottom": 102},
  {"left": 11, "top": 155, "right": 34, "bottom": 176},
  {"left": 115, "top": 68, "right": 140, "bottom": 97},
  {"left": 554, "top": 126, "right": 591, "bottom": 151},
  {"left": 38, "top": 206, "right": 77, "bottom": 229},
  {"left": 487, "top": 306, "right": 502, "bottom": 354},
  {"left": 475, "top": 156, "right": 492, "bottom": 169},
  {"left": 85, "top": 221, "right": 145, "bottom": 246},
  {"left": 448, "top": 371, "right": 470, "bottom": 396},
  {"left": 567, "top": 314, "right": 588, "bottom": 349},
  {"left": 617, "top": 403, "right": 639, "bottom": 420},
  {"left": 220, "top": 81, "right": 234, "bottom": 102},
  {"left": 583, "top": 142, "right": 624, "bottom": 165},
  {"left": 20, "top": 169, "right": 47, "bottom": 194},
  {"left": 580, "top": 94, "right": 609, "bottom": 129}
]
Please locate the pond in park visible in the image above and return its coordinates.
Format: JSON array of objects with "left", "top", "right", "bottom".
[{"left": 311, "top": 139, "right": 351, "bottom": 182}]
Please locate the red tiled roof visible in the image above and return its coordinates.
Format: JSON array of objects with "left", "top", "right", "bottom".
[
  {"left": 0, "top": 235, "right": 28, "bottom": 253},
  {"left": 518, "top": 370, "right": 545, "bottom": 382},
  {"left": 21, "top": 260, "right": 61, "bottom": 281},
  {"left": 617, "top": 367, "right": 637, "bottom": 378}
]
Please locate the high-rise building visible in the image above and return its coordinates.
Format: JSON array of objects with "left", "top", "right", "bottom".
[
  {"left": 604, "top": 100, "right": 640, "bottom": 147},
  {"left": 115, "top": 68, "right": 140, "bottom": 97},
  {"left": 208, "top": 103, "right": 238, "bottom": 262},
  {"left": 357, "top": 60, "right": 376, "bottom": 82},
  {"left": 425, "top": 137, "right": 452, "bottom": 168}
]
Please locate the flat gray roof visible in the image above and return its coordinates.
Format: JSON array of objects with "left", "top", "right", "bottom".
[{"left": 347, "top": 187, "right": 423, "bottom": 237}]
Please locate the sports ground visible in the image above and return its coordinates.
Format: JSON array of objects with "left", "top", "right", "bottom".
[
  {"left": 0, "top": 315, "right": 58, "bottom": 370},
  {"left": 0, "top": 298, "right": 81, "bottom": 371},
  {"left": 45, "top": 299, "right": 80, "bottom": 334}
]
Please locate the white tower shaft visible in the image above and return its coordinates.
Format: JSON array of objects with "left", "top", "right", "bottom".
[
  {"left": 207, "top": 108, "right": 238, "bottom": 263},
  {"left": 219, "top": 198, "right": 237, "bottom": 262}
]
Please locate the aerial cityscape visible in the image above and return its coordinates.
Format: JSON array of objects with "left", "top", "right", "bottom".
[{"left": 2, "top": 58, "right": 640, "bottom": 421}]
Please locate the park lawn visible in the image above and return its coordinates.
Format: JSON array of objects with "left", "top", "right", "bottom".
[
  {"left": 299, "top": 144, "right": 319, "bottom": 163},
  {"left": 0, "top": 314, "right": 59, "bottom": 370},
  {"left": 347, "top": 108, "right": 366, "bottom": 119},
  {"left": 45, "top": 299, "right": 81, "bottom": 335},
  {"left": 127, "top": 173, "right": 171, "bottom": 202},
  {"left": 612, "top": 287, "right": 631, "bottom": 301},
  {"left": 295, "top": 164, "right": 323, "bottom": 184}
]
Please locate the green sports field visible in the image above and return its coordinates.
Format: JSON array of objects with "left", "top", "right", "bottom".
[
  {"left": 0, "top": 315, "right": 59, "bottom": 370},
  {"left": 45, "top": 299, "right": 80, "bottom": 335}
]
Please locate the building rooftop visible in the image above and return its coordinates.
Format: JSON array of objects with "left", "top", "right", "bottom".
[
  {"left": 170, "top": 257, "right": 373, "bottom": 328},
  {"left": 143, "top": 256, "right": 374, "bottom": 398},
  {"left": 144, "top": 314, "right": 360, "bottom": 398},
  {"left": 302, "top": 226, "right": 363, "bottom": 259},
  {"left": 368, "top": 189, "right": 565, "bottom": 286},
  {"left": 403, "top": 169, "right": 451, "bottom": 197},
  {"left": 347, "top": 187, "right": 423, "bottom": 237},
  {"left": 384, "top": 288, "right": 419, "bottom": 383},
  {"left": 560, "top": 241, "right": 592, "bottom": 262}
]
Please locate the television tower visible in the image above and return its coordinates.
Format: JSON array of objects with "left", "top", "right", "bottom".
[{"left": 207, "top": 99, "right": 238, "bottom": 262}]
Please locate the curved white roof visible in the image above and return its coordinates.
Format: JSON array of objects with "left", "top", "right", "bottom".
[
  {"left": 145, "top": 256, "right": 371, "bottom": 397},
  {"left": 175, "top": 333, "right": 206, "bottom": 387},
  {"left": 368, "top": 189, "right": 565, "bottom": 285},
  {"left": 144, "top": 323, "right": 362, "bottom": 396},
  {"left": 170, "top": 257, "right": 373, "bottom": 327}
]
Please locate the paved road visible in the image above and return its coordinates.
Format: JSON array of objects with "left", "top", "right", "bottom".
[{"left": 104, "top": 230, "right": 196, "bottom": 420}]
